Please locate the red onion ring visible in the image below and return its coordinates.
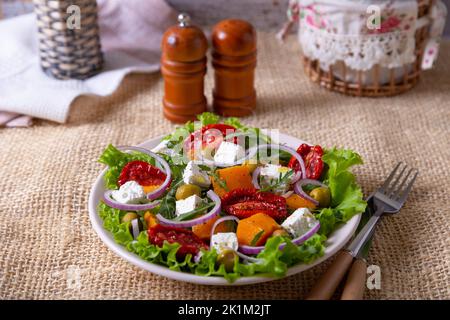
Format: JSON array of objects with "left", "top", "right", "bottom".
[
  {"left": 117, "top": 146, "right": 172, "bottom": 201},
  {"left": 251, "top": 167, "right": 262, "bottom": 189},
  {"left": 156, "top": 190, "right": 221, "bottom": 228},
  {"left": 281, "top": 190, "right": 294, "bottom": 198},
  {"left": 235, "top": 250, "right": 261, "bottom": 263},
  {"left": 208, "top": 216, "right": 261, "bottom": 263},
  {"left": 131, "top": 219, "right": 141, "bottom": 239},
  {"left": 293, "top": 179, "right": 328, "bottom": 206},
  {"left": 209, "top": 216, "right": 240, "bottom": 247},
  {"left": 238, "top": 221, "right": 321, "bottom": 255},
  {"left": 103, "top": 190, "right": 161, "bottom": 211},
  {"left": 250, "top": 144, "right": 305, "bottom": 182}
]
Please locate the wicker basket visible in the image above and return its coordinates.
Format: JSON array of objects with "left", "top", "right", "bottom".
[
  {"left": 33, "top": 0, "right": 103, "bottom": 80},
  {"left": 301, "top": 0, "right": 435, "bottom": 97}
]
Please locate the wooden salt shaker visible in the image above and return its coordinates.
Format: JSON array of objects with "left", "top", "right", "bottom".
[
  {"left": 161, "top": 14, "right": 208, "bottom": 123},
  {"left": 212, "top": 19, "right": 257, "bottom": 117}
]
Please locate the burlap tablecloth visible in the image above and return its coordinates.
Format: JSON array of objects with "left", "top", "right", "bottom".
[{"left": 0, "top": 32, "right": 449, "bottom": 300}]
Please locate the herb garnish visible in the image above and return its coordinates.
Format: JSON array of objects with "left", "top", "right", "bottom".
[
  {"left": 250, "top": 230, "right": 265, "bottom": 246},
  {"left": 210, "top": 170, "right": 229, "bottom": 191},
  {"left": 259, "top": 170, "right": 294, "bottom": 193}
]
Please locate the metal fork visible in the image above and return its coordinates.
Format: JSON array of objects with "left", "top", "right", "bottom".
[{"left": 307, "top": 162, "right": 419, "bottom": 300}]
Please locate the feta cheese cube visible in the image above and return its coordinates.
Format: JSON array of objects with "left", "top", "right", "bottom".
[
  {"left": 213, "top": 142, "right": 245, "bottom": 166},
  {"left": 211, "top": 232, "right": 239, "bottom": 254},
  {"left": 183, "top": 161, "right": 211, "bottom": 187},
  {"left": 259, "top": 164, "right": 294, "bottom": 194},
  {"left": 281, "top": 208, "right": 318, "bottom": 238},
  {"left": 175, "top": 194, "right": 204, "bottom": 216},
  {"left": 111, "top": 180, "right": 146, "bottom": 204}
]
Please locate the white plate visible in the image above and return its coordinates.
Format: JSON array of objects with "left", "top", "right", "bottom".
[{"left": 88, "top": 132, "right": 361, "bottom": 286}]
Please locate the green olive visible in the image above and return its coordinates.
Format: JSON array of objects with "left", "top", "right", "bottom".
[
  {"left": 309, "top": 187, "right": 331, "bottom": 207},
  {"left": 272, "top": 229, "right": 290, "bottom": 238},
  {"left": 175, "top": 184, "right": 202, "bottom": 200},
  {"left": 122, "top": 212, "right": 139, "bottom": 223},
  {"left": 216, "top": 249, "right": 238, "bottom": 273}
]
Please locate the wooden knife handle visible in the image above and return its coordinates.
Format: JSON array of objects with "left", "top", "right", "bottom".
[
  {"left": 340, "top": 258, "right": 367, "bottom": 300},
  {"left": 306, "top": 250, "right": 354, "bottom": 300}
]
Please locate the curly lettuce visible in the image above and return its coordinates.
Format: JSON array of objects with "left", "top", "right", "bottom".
[
  {"left": 98, "top": 202, "right": 326, "bottom": 282},
  {"left": 316, "top": 148, "right": 367, "bottom": 235}
]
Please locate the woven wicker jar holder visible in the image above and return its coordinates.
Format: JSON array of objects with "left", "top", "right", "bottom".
[
  {"left": 33, "top": 0, "right": 103, "bottom": 80},
  {"left": 302, "top": 0, "right": 434, "bottom": 97}
]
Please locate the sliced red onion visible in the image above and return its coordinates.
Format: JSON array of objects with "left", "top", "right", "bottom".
[
  {"left": 156, "top": 190, "right": 221, "bottom": 228},
  {"left": 208, "top": 216, "right": 261, "bottom": 263},
  {"left": 103, "top": 190, "right": 161, "bottom": 211},
  {"left": 238, "top": 221, "right": 321, "bottom": 255},
  {"left": 251, "top": 144, "right": 305, "bottom": 182},
  {"left": 116, "top": 146, "right": 172, "bottom": 201},
  {"left": 194, "top": 251, "right": 203, "bottom": 263},
  {"left": 131, "top": 219, "right": 141, "bottom": 239},
  {"left": 281, "top": 221, "right": 321, "bottom": 249},
  {"left": 293, "top": 179, "right": 328, "bottom": 206},
  {"left": 297, "top": 179, "right": 327, "bottom": 188},
  {"left": 251, "top": 166, "right": 262, "bottom": 189},
  {"left": 209, "top": 216, "right": 240, "bottom": 247},
  {"left": 238, "top": 243, "right": 266, "bottom": 255},
  {"left": 235, "top": 250, "right": 261, "bottom": 263},
  {"left": 281, "top": 190, "right": 294, "bottom": 198}
]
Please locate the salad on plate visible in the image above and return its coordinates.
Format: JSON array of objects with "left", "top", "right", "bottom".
[{"left": 97, "top": 113, "right": 366, "bottom": 282}]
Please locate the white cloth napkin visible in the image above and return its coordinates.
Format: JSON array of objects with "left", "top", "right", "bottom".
[{"left": 0, "top": 0, "right": 177, "bottom": 126}]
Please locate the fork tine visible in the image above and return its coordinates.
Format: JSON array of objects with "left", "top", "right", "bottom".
[
  {"left": 397, "top": 170, "right": 419, "bottom": 203},
  {"left": 385, "top": 164, "right": 407, "bottom": 197},
  {"left": 379, "top": 162, "right": 403, "bottom": 193},
  {"left": 391, "top": 168, "right": 413, "bottom": 199}
]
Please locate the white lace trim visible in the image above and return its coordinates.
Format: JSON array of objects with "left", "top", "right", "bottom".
[{"left": 299, "top": 24, "right": 417, "bottom": 71}]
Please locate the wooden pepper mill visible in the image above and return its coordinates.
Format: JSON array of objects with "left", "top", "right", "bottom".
[
  {"left": 161, "top": 14, "right": 208, "bottom": 123},
  {"left": 212, "top": 19, "right": 257, "bottom": 117}
]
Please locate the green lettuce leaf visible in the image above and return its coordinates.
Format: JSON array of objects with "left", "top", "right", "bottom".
[
  {"left": 197, "top": 112, "right": 220, "bottom": 126},
  {"left": 317, "top": 148, "right": 367, "bottom": 235},
  {"left": 98, "top": 202, "right": 326, "bottom": 283}
]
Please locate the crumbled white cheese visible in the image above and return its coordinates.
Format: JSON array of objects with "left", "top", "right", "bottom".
[
  {"left": 211, "top": 232, "right": 239, "bottom": 254},
  {"left": 183, "top": 161, "right": 211, "bottom": 187},
  {"left": 259, "top": 164, "right": 294, "bottom": 194},
  {"left": 281, "top": 208, "right": 318, "bottom": 238},
  {"left": 175, "top": 194, "right": 204, "bottom": 216},
  {"left": 111, "top": 181, "right": 146, "bottom": 204},
  {"left": 213, "top": 142, "right": 245, "bottom": 166}
]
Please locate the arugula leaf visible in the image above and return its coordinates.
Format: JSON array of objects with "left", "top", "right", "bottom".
[
  {"left": 259, "top": 169, "right": 294, "bottom": 193},
  {"left": 210, "top": 170, "right": 229, "bottom": 191},
  {"left": 157, "top": 179, "right": 183, "bottom": 219},
  {"left": 250, "top": 230, "right": 265, "bottom": 246}
]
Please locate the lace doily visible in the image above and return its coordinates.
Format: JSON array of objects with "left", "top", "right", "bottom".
[
  {"left": 299, "top": 24, "right": 417, "bottom": 71},
  {"left": 296, "top": 0, "right": 419, "bottom": 71}
]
